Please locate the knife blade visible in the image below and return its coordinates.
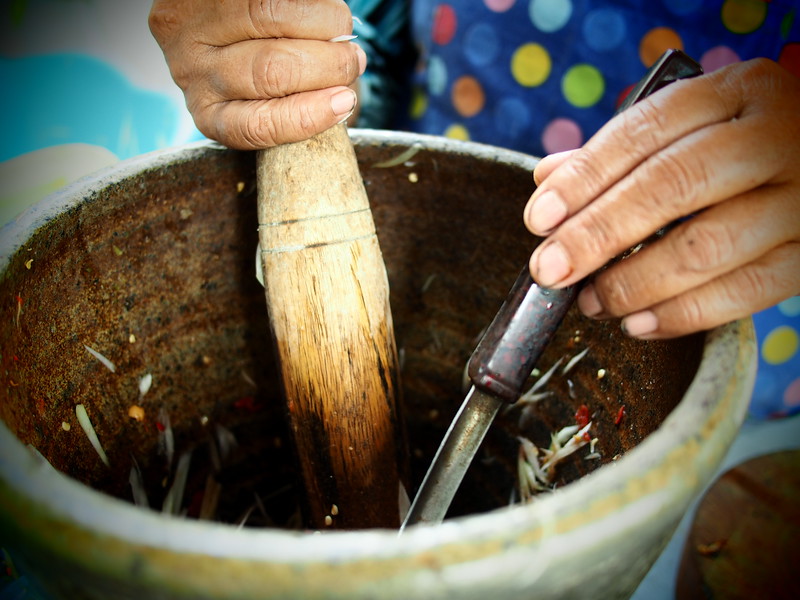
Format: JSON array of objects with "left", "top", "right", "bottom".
[{"left": 400, "top": 49, "right": 703, "bottom": 532}]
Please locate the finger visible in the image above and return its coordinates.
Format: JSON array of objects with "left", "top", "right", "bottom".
[
  {"left": 577, "top": 182, "right": 800, "bottom": 319},
  {"left": 199, "top": 0, "right": 353, "bottom": 45},
  {"left": 199, "top": 86, "right": 357, "bottom": 149},
  {"left": 522, "top": 60, "right": 773, "bottom": 238},
  {"left": 204, "top": 39, "right": 366, "bottom": 101},
  {"left": 618, "top": 242, "right": 800, "bottom": 339},
  {"left": 523, "top": 75, "right": 730, "bottom": 235},
  {"left": 528, "top": 69, "right": 792, "bottom": 289},
  {"left": 532, "top": 150, "right": 577, "bottom": 186}
]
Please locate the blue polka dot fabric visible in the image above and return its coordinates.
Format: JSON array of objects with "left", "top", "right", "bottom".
[
  {"left": 403, "top": 0, "right": 800, "bottom": 419},
  {"left": 407, "top": 0, "right": 800, "bottom": 157}
]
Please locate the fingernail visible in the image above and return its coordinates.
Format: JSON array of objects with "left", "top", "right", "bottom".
[
  {"left": 577, "top": 284, "right": 603, "bottom": 317},
  {"left": 528, "top": 190, "right": 567, "bottom": 234},
  {"left": 355, "top": 44, "right": 367, "bottom": 75},
  {"left": 621, "top": 311, "right": 659, "bottom": 337},
  {"left": 331, "top": 89, "right": 357, "bottom": 118},
  {"left": 534, "top": 241, "right": 572, "bottom": 287}
]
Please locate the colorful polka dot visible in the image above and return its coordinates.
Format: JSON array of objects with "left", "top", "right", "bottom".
[
  {"left": 432, "top": 4, "right": 458, "bottom": 45},
  {"left": 529, "top": 0, "right": 573, "bottom": 33},
  {"left": 778, "top": 296, "right": 800, "bottom": 318},
  {"left": 639, "top": 27, "right": 683, "bottom": 67},
  {"left": 562, "top": 64, "right": 605, "bottom": 107},
  {"left": 484, "top": 0, "right": 516, "bottom": 12},
  {"left": 779, "top": 43, "right": 800, "bottom": 79},
  {"left": 700, "top": 46, "right": 741, "bottom": 72},
  {"left": 464, "top": 22, "right": 500, "bottom": 67},
  {"left": 511, "top": 43, "right": 552, "bottom": 87},
  {"left": 409, "top": 88, "right": 428, "bottom": 119},
  {"left": 444, "top": 123, "right": 470, "bottom": 140},
  {"left": 452, "top": 75, "right": 485, "bottom": 117},
  {"left": 761, "top": 325, "right": 799, "bottom": 365},
  {"left": 785, "top": 378, "right": 800, "bottom": 408},
  {"left": 616, "top": 83, "right": 636, "bottom": 109},
  {"left": 721, "top": 0, "right": 767, "bottom": 35},
  {"left": 541, "top": 118, "right": 583, "bottom": 154},
  {"left": 494, "top": 97, "right": 531, "bottom": 136},
  {"left": 781, "top": 9, "right": 796, "bottom": 40},
  {"left": 427, "top": 55, "right": 448, "bottom": 96},
  {"left": 583, "top": 9, "right": 626, "bottom": 52}
]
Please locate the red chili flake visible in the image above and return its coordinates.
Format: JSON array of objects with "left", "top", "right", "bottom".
[
  {"left": 155, "top": 421, "right": 166, "bottom": 432},
  {"left": 582, "top": 431, "right": 592, "bottom": 443},
  {"left": 575, "top": 404, "right": 590, "bottom": 428},
  {"left": 615, "top": 405, "right": 626, "bottom": 426},
  {"left": 14, "top": 294, "right": 23, "bottom": 327},
  {"left": 233, "top": 396, "right": 260, "bottom": 412}
]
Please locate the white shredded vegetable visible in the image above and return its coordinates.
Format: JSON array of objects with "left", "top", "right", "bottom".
[
  {"left": 526, "top": 356, "right": 564, "bottom": 396},
  {"left": 517, "top": 422, "right": 592, "bottom": 502},
  {"left": 162, "top": 450, "right": 192, "bottom": 515},
  {"left": 373, "top": 143, "right": 423, "bottom": 168},
  {"left": 129, "top": 458, "right": 149, "bottom": 507},
  {"left": 562, "top": 347, "right": 590, "bottom": 375},
  {"left": 398, "top": 481, "right": 411, "bottom": 522},
  {"left": 255, "top": 243, "right": 265, "bottom": 287},
  {"left": 84, "top": 345, "right": 116, "bottom": 373},
  {"left": 75, "top": 404, "right": 110, "bottom": 467},
  {"left": 138, "top": 373, "right": 153, "bottom": 397}
]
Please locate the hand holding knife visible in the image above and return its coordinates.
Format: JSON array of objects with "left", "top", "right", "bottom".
[{"left": 400, "top": 49, "right": 704, "bottom": 532}]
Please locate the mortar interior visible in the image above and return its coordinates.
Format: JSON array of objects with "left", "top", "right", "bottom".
[{"left": 0, "top": 135, "right": 703, "bottom": 528}]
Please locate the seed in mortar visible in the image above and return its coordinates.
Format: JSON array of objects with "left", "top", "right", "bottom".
[{"left": 128, "top": 405, "right": 145, "bottom": 422}]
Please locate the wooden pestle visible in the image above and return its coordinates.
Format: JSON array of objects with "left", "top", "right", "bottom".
[{"left": 256, "top": 123, "right": 405, "bottom": 529}]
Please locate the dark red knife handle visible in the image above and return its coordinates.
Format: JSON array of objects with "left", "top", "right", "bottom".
[{"left": 467, "top": 267, "right": 577, "bottom": 402}]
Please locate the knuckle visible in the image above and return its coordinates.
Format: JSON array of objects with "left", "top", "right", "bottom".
[
  {"left": 616, "top": 103, "right": 669, "bottom": 157},
  {"left": 255, "top": 50, "right": 302, "bottom": 98},
  {"left": 648, "top": 150, "right": 708, "bottom": 214},
  {"left": 575, "top": 205, "right": 626, "bottom": 259},
  {"left": 671, "top": 292, "right": 708, "bottom": 334},
  {"left": 735, "top": 57, "right": 786, "bottom": 95},
  {"left": 671, "top": 219, "right": 735, "bottom": 274},
  {"left": 558, "top": 149, "right": 611, "bottom": 197},
  {"left": 251, "top": 0, "right": 282, "bottom": 28},
  {"left": 593, "top": 267, "right": 640, "bottom": 316},
  {"left": 148, "top": 2, "right": 182, "bottom": 42},
  {"left": 243, "top": 108, "right": 280, "bottom": 148}
]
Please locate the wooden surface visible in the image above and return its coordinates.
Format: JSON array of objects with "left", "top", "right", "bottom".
[
  {"left": 677, "top": 449, "right": 800, "bottom": 599},
  {"left": 256, "top": 124, "right": 405, "bottom": 529}
]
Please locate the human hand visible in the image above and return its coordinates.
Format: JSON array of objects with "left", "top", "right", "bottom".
[
  {"left": 149, "top": 0, "right": 366, "bottom": 148},
  {"left": 524, "top": 58, "right": 800, "bottom": 339}
]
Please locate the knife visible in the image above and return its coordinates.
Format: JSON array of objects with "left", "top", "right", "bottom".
[{"left": 400, "top": 49, "right": 703, "bottom": 531}]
